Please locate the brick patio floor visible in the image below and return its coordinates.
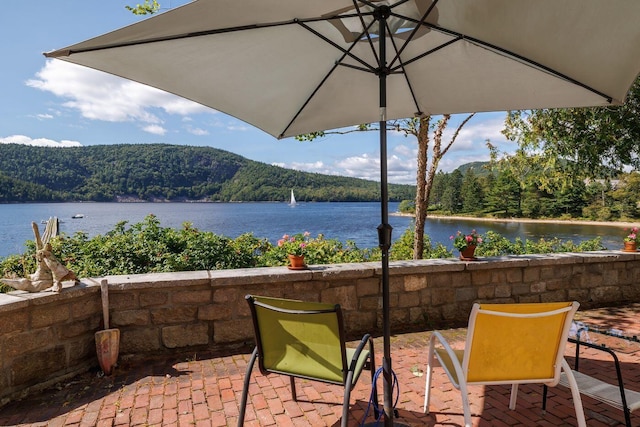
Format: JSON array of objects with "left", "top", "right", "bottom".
[{"left": 1, "top": 304, "right": 639, "bottom": 427}]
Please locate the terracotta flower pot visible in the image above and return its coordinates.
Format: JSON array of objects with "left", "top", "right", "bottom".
[
  {"left": 288, "top": 254, "right": 307, "bottom": 269},
  {"left": 623, "top": 241, "right": 637, "bottom": 252},
  {"left": 459, "top": 245, "right": 477, "bottom": 260}
]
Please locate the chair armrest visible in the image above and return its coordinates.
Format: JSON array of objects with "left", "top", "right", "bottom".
[
  {"left": 348, "top": 333, "right": 372, "bottom": 371},
  {"left": 429, "top": 331, "right": 465, "bottom": 388}
]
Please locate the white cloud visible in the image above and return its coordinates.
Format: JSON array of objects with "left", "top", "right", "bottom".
[
  {"left": 0, "top": 135, "right": 82, "bottom": 147},
  {"left": 227, "top": 123, "right": 249, "bottom": 132},
  {"left": 36, "top": 113, "right": 54, "bottom": 120},
  {"left": 142, "top": 124, "right": 167, "bottom": 135},
  {"left": 187, "top": 127, "right": 209, "bottom": 136},
  {"left": 26, "top": 61, "right": 213, "bottom": 126}
]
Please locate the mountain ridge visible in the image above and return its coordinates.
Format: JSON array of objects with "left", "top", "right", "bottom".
[{"left": 0, "top": 143, "right": 415, "bottom": 203}]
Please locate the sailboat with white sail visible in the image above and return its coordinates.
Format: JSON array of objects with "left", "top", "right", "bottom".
[{"left": 289, "top": 189, "right": 297, "bottom": 206}]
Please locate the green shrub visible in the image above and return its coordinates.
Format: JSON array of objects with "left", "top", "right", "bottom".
[{"left": 0, "top": 215, "right": 608, "bottom": 293}]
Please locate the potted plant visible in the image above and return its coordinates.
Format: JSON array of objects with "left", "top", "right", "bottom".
[
  {"left": 451, "top": 230, "right": 483, "bottom": 260},
  {"left": 278, "top": 232, "right": 310, "bottom": 269},
  {"left": 623, "top": 227, "right": 639, "bottom": 252}
]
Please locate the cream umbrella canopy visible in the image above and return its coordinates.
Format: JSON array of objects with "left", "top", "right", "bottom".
[{"left": 45, "top": 1, "right": 640, "bottom": 425}]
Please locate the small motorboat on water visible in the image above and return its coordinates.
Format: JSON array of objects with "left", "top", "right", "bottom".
[{"left": 71, "top": 214, "right": 85, "bottom": 219}]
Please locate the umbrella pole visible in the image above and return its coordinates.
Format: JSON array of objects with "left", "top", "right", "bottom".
[{"left": 375, "top": 7, "right": 394, "bottom": 427}]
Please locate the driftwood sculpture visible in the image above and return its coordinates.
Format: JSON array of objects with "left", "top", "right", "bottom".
[{"left": 1, "top": 218, "right": 78, "bottom": 292}]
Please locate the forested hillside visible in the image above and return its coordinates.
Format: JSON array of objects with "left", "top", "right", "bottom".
[{"left": 0, "top": 143, "right": 415, "bottom": 202}]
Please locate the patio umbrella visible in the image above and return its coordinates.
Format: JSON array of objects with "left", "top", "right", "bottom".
[{"left": 44, "top": 1, "right": 640, "bottom": 425}]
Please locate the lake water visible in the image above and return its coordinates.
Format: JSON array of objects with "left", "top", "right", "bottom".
[{"left": 0, "top": 202, "right": 628, "bottom": 258}]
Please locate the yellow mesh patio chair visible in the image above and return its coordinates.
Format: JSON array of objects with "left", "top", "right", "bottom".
[
  {"left": 423, "top": 301, "right": 586, "bottom": 427},
  {"left": 238, "top": 295, "right": 377, "bottom": 427}
]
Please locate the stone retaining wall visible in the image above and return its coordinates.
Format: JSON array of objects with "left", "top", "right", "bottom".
[{"left": 1, "top": 251, "right": 640, "bottom": 405}]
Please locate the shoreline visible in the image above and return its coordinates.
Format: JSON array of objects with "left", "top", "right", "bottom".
[{"left": 390, "top": 213, "right": 637, "bottom": 229}]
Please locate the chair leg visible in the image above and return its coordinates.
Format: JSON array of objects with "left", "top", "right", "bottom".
[
  {"left": 509, "top": 384, "right": 519, "bottom": 410},
  {"left": 290, "top": 376, "right": 297, "bottom": 401},
  {"left": 423, "top": 339, "right": 435, "bottom": 413},
  {"left": 561, "top": 359, "right": 586, "bottom": 427},
  {"left": 342, "top": 371, "right": 355, "bottom": 427},
  {"left": 237, "top": 347, "right": 258, "bottom": 427},
  {"left": 458, "top": 382, "right": 473, "bottom": 427}
]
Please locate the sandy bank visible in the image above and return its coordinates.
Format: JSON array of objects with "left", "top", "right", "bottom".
[{"left": 390, "top": 212, "right": 638, "bottom": 229}]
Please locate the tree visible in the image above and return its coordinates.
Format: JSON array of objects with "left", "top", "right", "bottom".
[
  {"left": 460, "top": 168, "right": 484, "bottom": 213},
  {"left": 126, "top": 2, "right": 477, "bottom": 259},
  {"left": 502, "top": 77, "right": 640, "bottom": 182},
  {"left": 297, "top": 114, "right": 475, "bottom": 259},
  {"left": 440, "top": 169, "right": 463, "bottom": 213},
  {"left": 125, "top": 0, "right": 159, "bottom": 15}
]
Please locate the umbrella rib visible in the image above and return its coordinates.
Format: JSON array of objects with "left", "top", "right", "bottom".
[
  {"left": 45, "top": 14, "right": 367, "bottom": 57},
  {"left": 279, "top": 20, "right": 373, "bottom": 138},
  {"left": 296, "top": 20, "right": 377, "bottom": 73},
  {"left": 351, "top": 0, "right": 381, "bottom": 69},
  {"left": 387, "top": 0, "right": 440, "bottom": 70},
  {"left": 389, "top": 19, "right": 614, "bottom": 104},
  {"left": 389, "top": 37, "right": 460, "bottom": 71},
  {"left": 386, "top": 25, "right": 422, "bottom": 115}
]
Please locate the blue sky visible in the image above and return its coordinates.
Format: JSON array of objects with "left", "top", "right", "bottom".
[{"left": 0, "top": 1, "right": 515, "bottom": 185}]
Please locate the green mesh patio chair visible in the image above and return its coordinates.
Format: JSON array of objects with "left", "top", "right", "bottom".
[{"left": 238, "top": 295, "right": 377, "bottom": 427}]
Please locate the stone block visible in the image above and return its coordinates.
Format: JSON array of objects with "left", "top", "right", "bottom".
[
  {"left": 591, "top": 286, "right": 622, "bottom": 303},
  {"left": 344, "top": 312, "right": 376, "bottom": 334},
  {"left": 540, "top": 291, "right": 566, "bottom": 302},
  {"left": 530, "top": 281, "right": 547, "bottom": 293},
  {"left": 71, "top": 297, "right": 101, "bottom": 320},
  {"left": 11, "top": 346, "right": 66, "bottom": 386},
  {"left": 213, "top": 287, "right": 240, "bottom": 304},
  {"left": 505, "top": 268, "right": 523, "bottom": 283},
  {"left": 490, "top": 270, "right": 507, "bottom": 284},
  {"left": 470, "top": 270, "right": 491, "bottom": 286},
  {"left": 356, "top": 278, "right": 379, "bottom": 296},
  {"left": 431, "top": 287, "right": 455, "bottom": 306},
  {"left": 427, "top": 272, "right": 452, "bottom": 288},
  {"left": 4, "top": 328, "right": 55, "bottom": 358},
  {"left": 68, "top": 335, "right": 96, "bottom": 364},
  {"left": 404, "top": 275, "right": 427, "bottom": 292},
  {"left": 495, "top": 284, "right": 512, "bottom": 298},
  {"left": 388, "top": 308, "right": 410, "bottom": 326},
  {"left": 31, "top": 305, "right": 71, "bottom": 329},
  {"left": 418, "top": 289, "right": 432, "bottom": 307},
  {"left": 602, "top": 269, "right": 619, "bottom": 286},
  {"left": 523, "top": 267, "right": 540, "bottom": 283},
  {"left": 112, "top": 309, "right": 150, "bottom": 327},
  {"left": 388, "top": 276, "right": 404, "bottom": 293},
  {"left": 398, "top": 291, "right": 420, "bottom": 308},
  {"left": 162, "top": 324, "right": 209, "bottom": 348},
  {"left": 214, "top": 319, "right": 252, "bottom": 344},
  {"left": 198, "top": 304, "right": 232, "bottom": 321},
  {"left": 567, "top": 289, "right": 589, "bottom": 302},
  {"left": 0, "top": 311, "right": 28, "bottom": 335},
  {"left": 622, "top": 284, "right": 640, "bottom": 301},
  {"left": 359, "top": 295, "right": 380, "bottom": 311},
  {"left": 59, "top": 316, "right": 100, "bottom": 339},
  {"left": 540, "top": 266, "right": 557, "bottom": 280},
  {"left": 455, "top": 287, "right": 477, "bottom": 302},
  {"left": 140, "top": 291, "right": 168, "bottom": 307},
  {"left": 172, "top": 290, "right": 212, "bottom": 305},
  {"left": 511, "top": 283, "right": 531, "bottom": 295},
  {"left": 109, "top": 292, "right": 139, "bottom": 310},
  {"left": 150, "top": 307, "right": 197, "bottom": 324},
  {"left": 320, "top": 285, "right": 357, "bottom": 310},
  {"left": 450, "top": 272, "right": 472, "bottom": 287},
  {"left": 120, "top": 328, "right": 161, "bottom": 353},
  {"left": 477, "top": 285, "right": 495, "bottom": 299}
]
